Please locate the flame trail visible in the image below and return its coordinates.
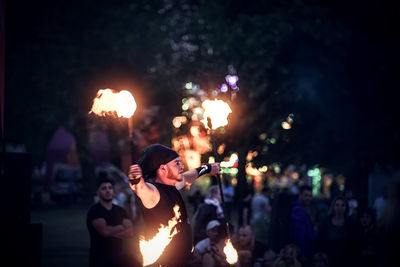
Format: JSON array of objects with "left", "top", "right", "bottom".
[
  {"left": 223, "top": 238, "right": 238, "bottom": 265},
  {"left": 139, "top": 205, "right": 181, "bottom": 266}
]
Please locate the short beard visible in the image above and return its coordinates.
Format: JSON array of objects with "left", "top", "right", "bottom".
[{"left": 101, "top": 197, "right": 113, "bottom": 203}]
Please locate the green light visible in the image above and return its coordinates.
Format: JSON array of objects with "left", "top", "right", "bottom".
[
  {"left": 267, "top": 138, "right": 276, "bottom": 144},
  {"left": 221, "top": 167, "right": 238, "bottom": 175},
  {"left": 273, "top": 164, "right": 281, "bottom": 174},
  {"left": 182, "top": 103, "right": 189, "bottom": 111},
  {"left": 308, "top": 167, "right": 321, "bottom": 196},
  {"left": 246, "top": 175, "right": 253, "bottom": 183}
]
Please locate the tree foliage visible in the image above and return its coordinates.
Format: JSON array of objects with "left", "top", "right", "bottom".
[{"left": 5, "top": 0, "right": 399, "bottom": 197}]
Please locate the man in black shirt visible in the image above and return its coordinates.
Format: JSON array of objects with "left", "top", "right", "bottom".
[
  {"left": 192, "top": 185, "right": 223, "bottom": 244},
  {"left": 87, "top": 177, "right": 136, "bottom": 267},
  {"left": 129, "top": 144, "right": 220, "bottom": 267}
]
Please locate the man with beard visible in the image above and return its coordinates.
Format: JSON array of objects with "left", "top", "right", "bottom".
[
  {"left": 87, "top": 176, "right": 136, "bottom": 267},
  {"left": 129, "top": 144, "right": 220, "bottom": 267},
  {"left": 290, "top": 185, "right": 316, "bottom": 265}
]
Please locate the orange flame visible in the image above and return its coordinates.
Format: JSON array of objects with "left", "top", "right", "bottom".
[
  {"left": 139, "top": 205, "right": 181, "bottom": 266},
  {"left": 223, "top": 238, "right": 238, "bottom": 265},
  {"left": 89, "top": 89, "right": 137, "bottom": 118},
  {"left": 201, "top": 99, "right": 232, "bottom": 130}
]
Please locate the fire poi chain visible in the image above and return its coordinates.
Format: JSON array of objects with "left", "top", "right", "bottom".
[{"left": 201, "top": 98, "right": 238, "bottom": 265}]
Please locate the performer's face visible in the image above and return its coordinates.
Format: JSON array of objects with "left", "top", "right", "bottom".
[
  {"left": 98, "top": 182, "right": 114, "bottom": 202},
  {"left": 164, "top": 157, "right": 184, "bottom": 183}
]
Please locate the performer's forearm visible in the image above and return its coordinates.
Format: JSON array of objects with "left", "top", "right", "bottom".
[
  {"left": 176, "top": 170, "right": 199, "bottom": 190},
  {"left": 176, "top": 165, "right": 215, "bottom": 190}
]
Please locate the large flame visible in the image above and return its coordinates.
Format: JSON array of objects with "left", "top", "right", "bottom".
[
  {"left": 201, "top": 99, "right": 232, "bottom": 130},
  {"left": 223, "top": 238, "right": 238, "bottom": 265},
  {"left": 89, "top": 88, "right": 137, "bottom": 118},
  {"left": 139, "top": 205, "right": 181, "bottom": 266}
]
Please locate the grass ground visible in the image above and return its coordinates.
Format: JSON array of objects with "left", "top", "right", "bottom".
[{"left": 31, "top": 199, "right": 90, "bottom": 267}]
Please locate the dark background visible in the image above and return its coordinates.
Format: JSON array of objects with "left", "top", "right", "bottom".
[{"left": 1, "top": 0, "right": 399, "bottom": 265}]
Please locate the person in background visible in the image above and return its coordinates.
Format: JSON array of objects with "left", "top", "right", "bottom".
[
  {"left": 254, "top": 248, "right": 276, "bottom": 267},
  {"left": 201, "top": 223, "right": 239, "bottom": 267},
  {"left": 273, "top": 243, "right": 302, "bottom": 267},
  {"left": 251, "top": 187, "right": 272, "bottom": 222},
  {"left": 345, "top": 189, "right": 358, "bottom": 220},
  {"left": 188, "top": 189, "right": 204, "bottom": 213},
  {"left": 189, "top": 220, "right": 222, "bottom": 266},
  {"left": 290, "top": 185, "right": 315, "bottom": 264},
  {"left": 192, "top": 185, "right": 224, "bottom": 244},
  {"left": 317, "top": 196, "right": 360, "bottom": 267},
  {"left": 236, "top": 225, "right": 269, "bottom": 267},
  {"left": 263, "top": 249, "right": 277, "bottom": 267},
  {"left": 238, "top": 179, "right": 255, "bottom": 227},
  {"left": 268, "top": 188, "right": 297, "bottom": 253},
  {"left": 357, "top": 208, "right": 378, "bottom": 267},
  {"left": 310, "top": 252, "right": 329, "bottom": 267},
  {"left": 222, "top": 175, "right": 234, "bottom": 220},
  {"left": 86, "top": 177, "right": 137, "bottom": 267},
  {"left": 376, "top": 172, "right": 400, "bottom": 267},
  {"left": 251, "top": 187, "right": 272, "bottom": 245},
  {"left": 373, "top": 185, "right": 388, "bottom": 220}
]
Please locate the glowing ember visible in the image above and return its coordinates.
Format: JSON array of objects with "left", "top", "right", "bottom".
[
  {"left": 225, "top": 75, "right": 239, "bottom": 86},
  {"left": 201, "top": 99, "right": 232, "bottom": 130},
  {"left": 220, "top": 83, "right": 229, "bottom": 92},
  {"left": 172, "top": 116, "right": 188, "bottom": 128},
  {"left": 139, "top": 205, "right": 181, "bottom": 266},
  {"left": 223, "top": 238, "right": 238, "bottom": 264},
  {"left": 281, "top": 121, "right": 291, "bottom": 130},
  {"left": 89, "top": 89, "right": 137, "bottom": 118}
]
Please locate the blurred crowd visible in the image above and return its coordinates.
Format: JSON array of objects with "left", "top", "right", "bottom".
[{"left": 102, "top": 170, "right": 399, "bottom": 267}]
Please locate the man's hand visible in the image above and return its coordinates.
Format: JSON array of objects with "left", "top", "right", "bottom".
[
  {"left": 129, "top": 164, "right": 143, "bottom": 185},
  {"left": 209, "top": 163, "right": 221, "bottom": 176}
]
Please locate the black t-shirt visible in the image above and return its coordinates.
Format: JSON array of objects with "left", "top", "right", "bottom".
[
  {"left": 193, "top": 203, "right": 218, "bottom": 244},
  {"left": 138, "top": 182, "right": 192, "bottom": 267},
  {"left": 86, "top": 202, "right": 129, "bottom": 267},
  {"left": 317, "top": 216, "right": 360, "bottom": 267}
]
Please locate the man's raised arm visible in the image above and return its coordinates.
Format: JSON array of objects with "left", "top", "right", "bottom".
[
  {"left": 129, "top": 164, "right": 160, "bottom": 209},
  {"left": 175, "top": 163, "right": 221, "bottom": 190}
]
